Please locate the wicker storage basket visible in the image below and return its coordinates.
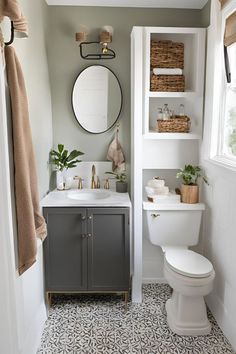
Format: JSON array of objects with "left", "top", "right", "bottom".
[
  {"left": 156, "top": 116, "right": 190, "bottom": 133},
  {"left": 150, "top": 74, "right": 185, "bottom": 92},
  {"left": 151, "top": 40, "right": 184, "bottom": 69}
]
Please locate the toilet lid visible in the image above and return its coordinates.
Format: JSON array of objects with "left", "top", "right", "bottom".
[{"left": 165, "top": 249, "right": 213, "bottom": 278}]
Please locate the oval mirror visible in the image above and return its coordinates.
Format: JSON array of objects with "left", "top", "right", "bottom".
[{"left": 72, "top": 65, "right": 122, "bottom": 134}]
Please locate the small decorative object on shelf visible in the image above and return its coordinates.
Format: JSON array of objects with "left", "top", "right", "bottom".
[
  {"left": 145, "top": 177, "right": 181, "bottom": 204},
  {"left": 162, "top": 103, "right": 170, "bottom": 120},
  {"left": 105, "top": 171, "right": 127, "bottom": 193},
  {"left": 176, "top": 165, "right": 208, "bottom": 204},
  {"left": 179, "top": 103, "right": 185, "bottom": 116},
  {"left": 157, "top": 107, "right": 163, "bottom": 120},
  {"left": 50, "top": 144, "right": 84, "bottom": 190}
]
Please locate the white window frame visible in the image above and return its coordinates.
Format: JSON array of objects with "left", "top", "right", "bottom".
[{"left": 210, "top": 0, "right": 236, "bottom": 172}]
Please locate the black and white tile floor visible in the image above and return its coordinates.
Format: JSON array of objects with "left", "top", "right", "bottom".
[{"left": 37, "top": 284, "right": 235, "bottom": 354}]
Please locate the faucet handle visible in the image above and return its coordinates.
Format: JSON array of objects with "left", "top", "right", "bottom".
[
  {"left": 74, "top": 175, "right": 83, "bottom": 189},
  {"left": 96, "top": 176, "right": 100, "bottom": 189}
]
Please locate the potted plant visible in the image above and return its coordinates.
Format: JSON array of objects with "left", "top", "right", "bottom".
[
  {"left": 50, "top": 144, "right": 84, "bottom": 190},
  {"left": 105, "top": 171, "right": 128, "bottom": 193},
  {"left": 176, "top": 164, "right": 208, "bottom": 204}
]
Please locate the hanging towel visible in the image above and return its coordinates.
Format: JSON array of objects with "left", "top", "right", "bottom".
[
  {"left": 0, "top": 0, "right": 21, "bottom": 22},
  {"left": 0, "top": 0, "right": 28, "bottom": 37},
  {"left": 12, "top": 15, "right": 28, "bottom": 38},
  {"left": 107, "top": 129, "right": 125, "bottom": 172},
  {"left": 5, "top": 46, "right": 47, "bottom": 275}
]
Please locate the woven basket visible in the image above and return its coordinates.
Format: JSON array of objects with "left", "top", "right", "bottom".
[
  {"left": 150, "top": 74, "right": 185, "bottom": 92},
  {"left": 151, "top": 40, "right": 184, "bottom": 69},
  {"left": 156, "top": 116, "right": 190, "bottom": 133}
]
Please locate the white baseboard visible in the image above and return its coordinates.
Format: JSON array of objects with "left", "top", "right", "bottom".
[
  {"left": 206, "top": 293, "right": 236, "bottom": 351},
  {"left": 21, "top": 302, "right": 47, "bottom": 354},
  {"left": 142, "top": 277, "right": 167, "bottom": 284}
]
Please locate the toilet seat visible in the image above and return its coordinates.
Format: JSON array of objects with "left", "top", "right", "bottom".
[{"left": 165, "top": 249, "right": 213, "bottom": 278}]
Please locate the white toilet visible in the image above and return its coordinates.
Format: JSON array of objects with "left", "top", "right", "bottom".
[{"left": 144, "top": 203, "right": 215, "bottom": 336}]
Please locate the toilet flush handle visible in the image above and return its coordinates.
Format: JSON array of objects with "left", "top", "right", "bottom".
[{"left": 151, "top": 213, "right": 160, "bottom": 218}]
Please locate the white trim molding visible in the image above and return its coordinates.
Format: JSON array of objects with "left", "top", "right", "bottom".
[{"left": 45, "top": 0, "right": 208, "bottom": 9}]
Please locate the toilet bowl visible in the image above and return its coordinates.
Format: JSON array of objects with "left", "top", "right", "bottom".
[
  {"left": 143, "top": 204, "right": 215, "bottom": 336},
  {"left": 163, "top": 248, "right": 215, "bottom": 335}
]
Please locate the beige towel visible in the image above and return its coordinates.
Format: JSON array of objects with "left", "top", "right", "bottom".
[
  {"left": 13, "top": 15, "right": 28, "bottom": 37},
  {"left": 107, "top": 130, "right": 125, "bottom": 172},
  {"left": 5, "top": 46, "right": 47, "bottom": 275},
  {"left": 0, "top": 0, "right": 21, "bottom": 22},
  {"left": 0, "top": 0, "right": 28, "bottom": 37}
]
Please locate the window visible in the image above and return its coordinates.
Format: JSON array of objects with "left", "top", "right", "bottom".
[
  {"left": 220, "top": 42, "right": 236, "bottom": 160},
  {"left": 211, "top": 1, "right": 236, "bottom": 170}
]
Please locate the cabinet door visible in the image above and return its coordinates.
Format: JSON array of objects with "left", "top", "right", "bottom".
[
  {"left": 87, "top": 208, "right": 130, "bottom": 291},
  {"left": 43, "top": 207, "right": 87, "bottom": 291}
]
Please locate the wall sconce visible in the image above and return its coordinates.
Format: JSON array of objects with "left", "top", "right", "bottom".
[{"left": 75, "top": 25, "right": 115, "bottom": 60}]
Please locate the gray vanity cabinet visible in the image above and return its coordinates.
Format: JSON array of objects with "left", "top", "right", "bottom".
[
  {"left": 43, "top": 207, "right": 87, "bottom": 291},
  {"left": 43, "top": 207, "right": 130, "bottom": 295},
  {"left": 87, "top": 208, "right": 130, "bottom": 291}
]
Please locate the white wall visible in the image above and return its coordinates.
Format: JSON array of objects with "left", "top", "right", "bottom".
[
  {"left": 0, "top": 1, "right": 53, "bottom": 353},
  {"left": 200, "top": 0, "right": 236, "bottom": 350}
]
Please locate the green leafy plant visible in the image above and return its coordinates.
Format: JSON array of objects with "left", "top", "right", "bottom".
[
  {"left": 50, "top": 144, "right": 84, "bottom": 171},
  {"left": 229, "top": 130, "right": 236, "bottom": 147},
  {"left": 105, "top": 171, "right": 127, "bottom": 183},
  {"left": 176, "top": 165, "right": 208, "bottom": 185}
]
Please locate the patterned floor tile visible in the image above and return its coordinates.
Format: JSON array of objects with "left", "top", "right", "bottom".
[{"left": 37, "top": 284, "right": 235, "bottom": 354}]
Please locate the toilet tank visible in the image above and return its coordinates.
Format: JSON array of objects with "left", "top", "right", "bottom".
[{"left": 143, "top": 203, "right": 205, "bottom": 247}]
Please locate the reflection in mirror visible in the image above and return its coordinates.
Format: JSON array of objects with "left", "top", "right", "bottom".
[{"left": 72, "top": 65, "right": 122, "bottom": 134}]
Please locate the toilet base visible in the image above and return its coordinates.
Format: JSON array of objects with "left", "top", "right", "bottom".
[{"left": 166, "top": 292, "right": 211, "bottom": 336}]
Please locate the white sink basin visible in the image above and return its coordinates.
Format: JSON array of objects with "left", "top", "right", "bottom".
[
  {"left": 41, "top": 188, "right": 131, "bottom": 207},
  {"left": 67, "top": 190, "right": 110, "bottom": 201}
]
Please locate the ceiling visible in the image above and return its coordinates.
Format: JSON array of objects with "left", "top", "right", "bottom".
[{"left": 45, "top": 0, "right": 208, "bottom": 9}]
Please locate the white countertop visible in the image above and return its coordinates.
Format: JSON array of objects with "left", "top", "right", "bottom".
[{"left": 41, "top": 189, "right": 132, "bottom": 208}]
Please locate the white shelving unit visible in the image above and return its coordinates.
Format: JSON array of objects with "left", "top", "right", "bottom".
[
  {"left": 144, "top": 27, "right": 205, "bottom": 138},
  {"left": 131, "top": 26, "right": 206, "bottom": 302}
]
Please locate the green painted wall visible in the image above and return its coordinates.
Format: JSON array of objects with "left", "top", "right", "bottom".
[{"left": 46, "top": 5, "right": 210, "bottom": 169}]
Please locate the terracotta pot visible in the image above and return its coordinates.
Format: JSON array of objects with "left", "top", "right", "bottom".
[{"left": 181, "top": 184, "right": 199, "bottom": 204}]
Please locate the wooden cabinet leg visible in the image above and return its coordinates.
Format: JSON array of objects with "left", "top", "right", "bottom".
[
  {"left": 46, "top": 292, "right": 52, "bottom": 309},
  {"left": 124, "top": 291, "right": 129, "bottom": 310}
]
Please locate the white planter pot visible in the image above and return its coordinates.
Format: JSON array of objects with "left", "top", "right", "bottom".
[{"left": 56, "top": 170, "right": 64, "bottom": 190}]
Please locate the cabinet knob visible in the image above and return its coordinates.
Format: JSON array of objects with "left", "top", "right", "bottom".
[
  {"left": 88, "top": 215, "right": 92, "bottom": 220},
  {"left": 87, "top": 233, "right": 92, "bottom": 237},
  {"left": 81, "top": 234, "right": 86, "bottom": 238},
  {"left": 151, "top": 213, "right": 160, "bottom": 218},
  {"left": 81, "top": 216, "right": 86, "bottom": 221}
]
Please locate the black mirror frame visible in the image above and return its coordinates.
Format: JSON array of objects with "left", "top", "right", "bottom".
[{"left": 71, "top": 65, "right": 123, "bottom": 134}]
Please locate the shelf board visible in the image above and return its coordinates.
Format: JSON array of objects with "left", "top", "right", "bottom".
[
  {"left": 148, "top": 91, "right": 196, "bottom": 98},
  {"left": 143, "top": 131, "right": 201, "bottom": 140}
]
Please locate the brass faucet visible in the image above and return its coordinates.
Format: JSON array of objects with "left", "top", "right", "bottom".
[{"left": 91, "top": 164, "right": 97, "bottom": 189}]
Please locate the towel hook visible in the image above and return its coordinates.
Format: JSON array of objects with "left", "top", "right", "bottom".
[
  {"left": 116, "top": 123, "right": 120, "bottom": 133},
  {"left": 5, "top": 21, "right": 14, "bottom": 46}
]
